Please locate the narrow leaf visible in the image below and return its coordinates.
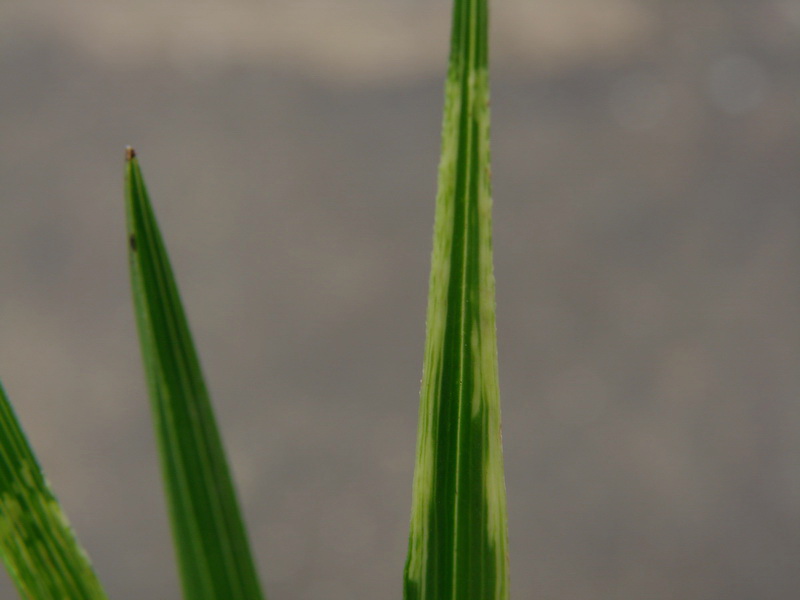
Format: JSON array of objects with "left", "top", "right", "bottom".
[
  {"left": 125, "top": 149, "right": 265, "bottom": 600},
  {"left": 0, "top": 381, "right": 109, "bottom": 600},
  {"left": 403, "top": 0, "right": 509, "bottom": 599}
]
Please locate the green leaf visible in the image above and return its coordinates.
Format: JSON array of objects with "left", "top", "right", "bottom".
[
  {"left": 403, "top": 0, "right": 509, "bottom": 599},
  {"left": 0, "top": 381, "right": 110, "bottom": 600},
  {"left": 125, "top": 149, "right": 265, "bottom": 600}
]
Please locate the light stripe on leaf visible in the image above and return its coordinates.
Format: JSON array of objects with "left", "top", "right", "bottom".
[{"left": 404, "top": 0, "right": 509, "bottom": 599}]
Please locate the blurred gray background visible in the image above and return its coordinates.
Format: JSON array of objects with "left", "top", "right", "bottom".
[{"left": 1, "top": 0, "right": 799, "bottom": 598}]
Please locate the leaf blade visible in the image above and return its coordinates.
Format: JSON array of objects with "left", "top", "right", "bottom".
[
  {"left": 125, "top": 149, "right": 265, "bottom": 600},
  {"left": 0, "top": 382, "right": 110, "bottom": 600},
  {"left": 404, "top": 0, "right": 509, "bottom": 599}
]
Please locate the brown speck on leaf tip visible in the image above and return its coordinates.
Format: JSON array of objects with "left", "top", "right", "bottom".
[{"left": 125, "top": 146, "right": 136, "bottom": 161}]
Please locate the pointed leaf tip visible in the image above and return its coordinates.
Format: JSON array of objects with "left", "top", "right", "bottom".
[
  {"left": 125, "top": 146, "right": 136, "bottom": 161},
  {"left": 125, "top": 158, "right": 266, "bottom": 600}
]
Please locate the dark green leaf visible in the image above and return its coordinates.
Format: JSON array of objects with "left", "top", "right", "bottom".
[{"left": 125, "top": 149, "right": 265, "bottom": 600}]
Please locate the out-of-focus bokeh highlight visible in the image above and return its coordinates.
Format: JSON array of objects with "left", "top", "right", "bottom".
[{"left": 1, "top": 1, "right": 798, "bottom": 598}]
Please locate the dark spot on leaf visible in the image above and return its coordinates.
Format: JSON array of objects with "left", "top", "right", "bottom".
[{"left": 129, "top": 234, "right": 137, "bottom": 251}]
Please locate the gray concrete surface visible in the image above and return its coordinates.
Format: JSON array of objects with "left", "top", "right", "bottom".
[{"left": 1, "top": 1, "right": 798, "bottom": 598}]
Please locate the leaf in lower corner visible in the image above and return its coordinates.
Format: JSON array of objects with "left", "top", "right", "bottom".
[{"left": 0, "top": 382, "right": 110, "bottom": 600}]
